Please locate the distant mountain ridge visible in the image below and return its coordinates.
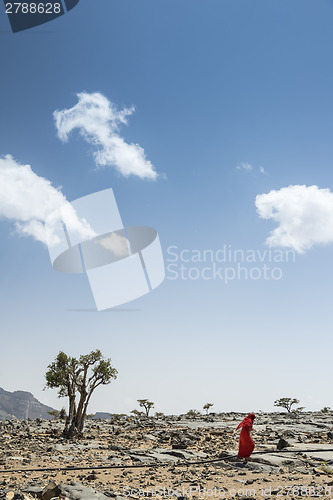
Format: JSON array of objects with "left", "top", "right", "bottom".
[
  {"left": 0, "top": 387, "right": 56, "bottom": 420},
  {"left": 92, "top": 412, "right": 112, "bottom": 419}
]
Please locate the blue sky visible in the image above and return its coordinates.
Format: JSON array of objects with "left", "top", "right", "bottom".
[{"left": 0, "top": 0, "right": 333, "bottom": 415}]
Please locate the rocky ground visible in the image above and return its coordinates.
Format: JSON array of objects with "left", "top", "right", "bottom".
[{"left": 0, "top": 412, "right": 333, "bottom": 499}]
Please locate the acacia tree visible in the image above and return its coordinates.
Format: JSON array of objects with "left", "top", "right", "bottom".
[
  {"left": 274, "top": 398, "right": 300, "bottom": 413},
  {"left": 203, "top": 403, "right": 214, "bottom": 415},
  {"left": 45, "top": 350, "right": 117, "bottom": 438},
  {"left": 137, "top": 399, "right": 154, "bottom": 416}
]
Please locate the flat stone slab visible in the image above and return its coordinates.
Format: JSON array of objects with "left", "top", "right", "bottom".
[
  {"left": 249, "top": 445, "right": 333, "bottom": 467},
  {"left": 60, "top": 482, "right": 112, "bottom": 499},
  {"left": 53, "top": 443, "right": 101, "bottom": 451},
  {"left": 247, "top": 461, "right": 280, "bottom": 474},
  {"left": 148, "top": 451, "right": 179, "bottom": 462},
  {"left": 291, "top": 444, "right": 333, "bottom": 461},
  {"left": 129, "top": 453, "right": 155, "bottom": 463},
  {"left": 251, "top": 453, "right": 303, "bottom": 467}
]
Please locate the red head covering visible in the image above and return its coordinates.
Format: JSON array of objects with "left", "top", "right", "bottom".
[{"left": 237, "top": 413, "right": 255, "bottom": 430}]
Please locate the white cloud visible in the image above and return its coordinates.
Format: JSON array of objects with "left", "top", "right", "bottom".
[
  {"left": 54, "top": 92, "right": 158, "bottom": 180},
  {"left": 255, "top": 185, "right": 333, "bottom": 253},
  {"left": 236, "top": 162, "right": 267, "bottom": 175},
  {"left": 0, "top": 155, "right": 95, "bottom": 246},
  {"left": 99, "top": 232, "right": 129, "bottom": 258},
  {"left": 236, "top": 162, "right": 253, "bottom": 172}
]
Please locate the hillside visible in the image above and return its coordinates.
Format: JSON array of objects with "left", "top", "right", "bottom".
[{"left": 0, "top": 387, "right": 55, "bottom": 420}]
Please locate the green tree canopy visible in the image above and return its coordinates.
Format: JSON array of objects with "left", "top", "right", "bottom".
[
  {"left": 137, "top": 399, "right": 154, "bottom": 416},
  {"left": 274, "top": 398, "right": 300, "bottom": 413},
  {"left": 203, "top": 403, "right": 214, "bottom": 415},
  {"left": 45, "top": 349, "right": 117, "bottom": 438}
]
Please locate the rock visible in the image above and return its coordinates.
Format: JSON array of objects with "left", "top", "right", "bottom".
[
  {"left": 143, "top": 434, "right": 158, "bottom": 442},
  {"left": 277, "top": 438, "right": 289, "bottom": 450},
  {"left": 247, "top": 461, "right": 280, "bottom": 474},
  {"left": 22, "top": 485, "right": 43, "bottom": 498},
  {"left": 3, "top": 411, "right": 333, "bottom": 497},
  {"left": 85, "top": 472, "right": 98, "bottom": 481},
  {"left": 129, "top": 453, "right": 155, "bottom": 463},
  {"left": 41, "top": 480, "right": 61, "bottom": 500},
  {"left": 108, "top": 445, "right": 123, "bottom": 451},
  {"left": 60, "top": 482, "right": 113, "bottom": 499}
]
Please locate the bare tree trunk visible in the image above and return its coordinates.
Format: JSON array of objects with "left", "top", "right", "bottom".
[
  {"left": 78, "top": 390, "right": 94, "bottom": 434},
  {"left": 74, "top": 389, "right": 87, "bottom": 436},
  {"left": 63, "top": 386, "right": 77, "bottom": 438}
]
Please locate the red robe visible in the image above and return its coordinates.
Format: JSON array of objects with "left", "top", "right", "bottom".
[{"left": 237, "top": 413, "right": 255, "bottom": 458}]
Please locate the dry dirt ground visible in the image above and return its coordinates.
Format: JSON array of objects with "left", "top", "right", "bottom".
[{"left": 0, "top": 412, "right": 333, "bottom": 499}]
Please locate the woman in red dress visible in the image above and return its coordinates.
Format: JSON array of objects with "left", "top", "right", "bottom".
[{"left": 237, "top": 413, "right": 255, "bottom": 459}]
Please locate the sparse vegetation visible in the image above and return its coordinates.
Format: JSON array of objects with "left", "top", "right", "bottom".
[
  {"left": 186, "top": 409, "right": 201, "bottom": 418},
  {"left": 274, "top": 398, "right": 301, "bottom": 413},
  {"left": 137, "top": 399, "right": 154, "bottom": 416},
  {"left": 59, "top": 407, "right": 67, "bottom": 420},
  {"left": 47, "top": 407, "right": 67, "bottom": 420},
  {"left": 154, "top": 412, "right": 165, "bottom": 418},
  {"left": 321, "top": 407, "right": 331, "bottom": 413},
  {"left": 47, "top": 409, "right": 60, "bottom": 419},
  {"left": 45, "top": 349, "right": 117, "bottom": 438},
  {"left": 110, "top": 413, "right": 127, "bottom": 419},
  {"left": 131, "top": 409, "right": 144, "bottom": 417},
  {"left": 203, "top": 403, "right": 214, "bottom": 415}
]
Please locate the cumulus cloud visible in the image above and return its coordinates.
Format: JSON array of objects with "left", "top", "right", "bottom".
[
  {"left": 54, "top": 92, "right": 157, "bottom": 180},
  {"left": 255, "top": 185, "right": 333, "bottom": 253},
  {"left": 0, "top": 155, "right": 95, "bottom": 246}
]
